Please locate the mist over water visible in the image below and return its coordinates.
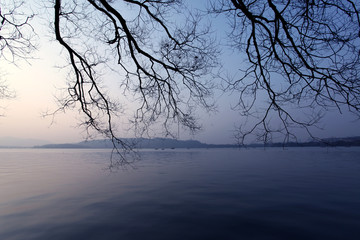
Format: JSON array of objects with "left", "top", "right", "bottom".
[{"left": 1, "top": 148, "right": 360, "bottom": 240}]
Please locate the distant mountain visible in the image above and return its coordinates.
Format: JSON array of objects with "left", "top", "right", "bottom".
[
  {"left": 0, "top": 137, "right": 51, "bottom": 148},
  {"left": 322, "top": 136, "right": 360, "bottom": 143},
  {"left": 248, "top": 136, "right": 360, "bottom": 148},
  {"left": 35, "top": 138, "right": 236, "bottom": 149},
  {"left": 31, "top": 136, "right": 360, "bottom": 149}
]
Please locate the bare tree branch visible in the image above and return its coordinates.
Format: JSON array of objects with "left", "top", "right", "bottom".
[
  {"left": 211, "top": 0, "right": 360, "bottom": 144},
  {"left": 51, "top": 0, "right": 218, "bottom": 165},
  {"left": 0, "top": 0, "right": 34, "bottom": 117},
  {"left": 0, "top": 0, "right": 36, "bottom": 63},
  {"left": 3, "top": 0, "right": 358, "bottom": 153}
]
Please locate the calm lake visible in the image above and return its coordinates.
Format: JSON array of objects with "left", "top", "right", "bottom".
[{"left": 1, "top": 147, "right": 360, "bottom": 240}]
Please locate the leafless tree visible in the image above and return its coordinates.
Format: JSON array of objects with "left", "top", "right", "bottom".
[
  {"left": 0, "top": 0, "right": 36, "bottom": 63},
  {"left": 0, "top": 0, "right": 217, "bottom": 164},
  {"left": 0, "top": 80, "right": 14, "bottom": 116},
  {"left": 3, "top": 0, "right": 360, "bottom": 154},
  {"left": 211, "top": 0, "right": 360, "bottom": 144},
  {"left": 50, "top": 0, "right": 217, "bottom": 163},
  {"left": 0, "top": 78, "right": 14, "bottom": 99},
  {"left": 0, "top": 0, "right": 33, "bottom": 114}
]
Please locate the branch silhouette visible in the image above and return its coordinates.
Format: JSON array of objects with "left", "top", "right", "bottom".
[
  {"left": 1, "top": 0, "right": 360, "bottom": 153},
  {"left": 51, "top": 0, "right": 217, "bottom": 164},
  {"left": 211, "top": 0, "right": 360, "bottom": 144}
]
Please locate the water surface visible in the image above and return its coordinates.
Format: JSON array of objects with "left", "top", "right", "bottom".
[{"left": 1, "top": 148, "right": 360, "bottom": 239}]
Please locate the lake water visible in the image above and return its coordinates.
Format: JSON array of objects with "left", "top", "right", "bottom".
[{"left": 1, "top": 147, "right": 360, "bottom": 240}]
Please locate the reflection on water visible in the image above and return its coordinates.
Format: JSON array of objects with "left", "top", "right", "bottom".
[{"left": 1, "top": 148, "right": 360, "bottom": 240}]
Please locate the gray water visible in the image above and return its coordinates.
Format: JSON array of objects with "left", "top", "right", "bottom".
[{"left": 1, "top": 147, "right": 360, "bottom": 240}]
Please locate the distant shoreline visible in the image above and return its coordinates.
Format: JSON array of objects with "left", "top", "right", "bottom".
[
  {"left": 30, "top": 136, "right": 360, "bottom": 149},
  {"left": 1, "top": 136, "right": 359, "bottom": 149}
]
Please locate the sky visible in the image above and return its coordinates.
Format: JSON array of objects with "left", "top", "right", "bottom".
[{"left": 1, "top": 0, "right": 360, "bottom": 145}]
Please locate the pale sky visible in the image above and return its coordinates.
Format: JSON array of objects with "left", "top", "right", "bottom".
[{"left": 1, "top": 0, "right": 360, "bottom": 145}]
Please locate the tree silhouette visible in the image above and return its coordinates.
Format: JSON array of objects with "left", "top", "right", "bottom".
[
  {"left": 1, "top": 0, "right": 360, "bottom": 152},
  {"left": 0, "top": 0, "right": 35, "bottom": 63},
  {"left": 0, "top": 0, "right": 32, "bottom": 113},
  {"left": 51, "top": 0, "right": 217, "bottom": 163},
  {"left": 211, "top": 0, "right": 360, "bottom": 144}
]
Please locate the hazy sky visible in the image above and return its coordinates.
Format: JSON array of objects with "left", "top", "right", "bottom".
[{"left": 1, "top": 0, "right": 360, "bottom": 145}]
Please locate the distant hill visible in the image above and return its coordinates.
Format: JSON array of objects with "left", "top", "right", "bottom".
[
  {"left": 34, "top": 138, "right": 236, "bottom": 149},
  {"left": 248, "top": 136, "right": 360, "bottom": 148},
  {"left": 31, "top": 136, "right": 360, "bottom": 149}
]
